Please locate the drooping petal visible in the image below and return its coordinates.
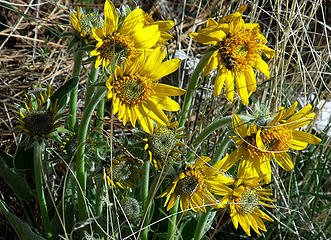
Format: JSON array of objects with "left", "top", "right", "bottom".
[
  {"left": 235, "top": 70, "right": 249, "bottom": 106},
  {"left": 232, "top": 114, "right": 247, "bottom": 138},
  {"left": 213, "top": 67, "right": 228, "bottom": 96},
  {"left": 202, "top": 50, "right": 220, "bottom": 76},
  {"left": 273, "top": 152, "right": 294, "bottom": 171},
  {"left": 142, "top": 100, "right": 169, "bottom": 126},
  {"left": 137, "top": 105, "right": 154, "bottom": 134},
  {"left": 224, "top": 68, "right": 235, "bottom": 101},
  {"left": 292, "top": 130, "right": 321, "bottom": 144},
  {"left": 153, "top": 83, "right": 186, "bottom": 97},
  {"left": 253, "top": 56, "right": 270, "bottom": 78},
  {"left": 244, "top": 66, "right": 257, "bottom": 93}
]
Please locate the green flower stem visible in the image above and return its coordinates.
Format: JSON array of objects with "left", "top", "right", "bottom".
[
  {"left": 213, "top": 133, "right": 232, "bottom": 164},
  {"left": 76, "top": 87, "right": 107, "bottom": 222},
  {"left": 67, "top": 50, "right": 84, "bottom": 130},
  {"left": 186, "top": 116, "right": 232, "bottom": 161},
  {"left": 95, "top": 174, "right": 105, "bottom": 240},
  {"left": 193, "top": 210, "right": 216, "bottom": 240},
  {"left": 178, "top": 50, "right": 214, "bottom": 128},
  {"left": 166, "top": 197, "right": 179, "bottom": 240},
  {"left": 141, "top": 160, "right": 151, "bottom": 240},
  {"left": 192, "top": 116, "right": 232, "bottom": 148},
  {"left": 96, "top": 99, "right": 105, "bottom": 130},
  {"left": 85, "top": 62, "right": 99, "bottom": 106},
  {"left": 34, "top": 141, "right": 52, "bottom": 238}
]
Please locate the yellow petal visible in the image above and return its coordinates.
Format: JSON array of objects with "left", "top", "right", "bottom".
[
  {"left": 290, "top": 139, "right": 308, "bottom": 150},
  {"left": 213, "top": 148, "right": 241, "bottom": 171},
  {"left": 213, "top": 67, "right": 228, "bottom": 96},
  {"left": 189, "top": 27, "right": 226, "bottom": 45},
  {"left": 273, "top": 152, "right": 293, "bottom": 171},
  {"left": 142, "top": 100, "right": 169, "bottom": 126},
  {"left": 153, "top": 83, "right": 186, "bottom": 97},
  {"left": 232, "top": 114, "right": 247, "bottom": 138},
  {"left": 235, "top": 71, "right": 249, "bottom": 106},
  {"left": 284, "top": 101, "right": 298, "bottom": 119},
  {"left": 224, "top": 68, "right": 235, "bottom": 101},
  {"left": 132, "top": 25, "right": 160, "bottom": 49},
  {"left": 244, "top": 66, "right": 257, "bottom": 93},
  {"left": 147, "top": 58, "right": 182, "bottom": 81},
  {"left": 104, "top": 0, "right": 118, "bottom": 34},
  {"left": 261, "top": 45, "right": 275, "bottom": 59},
  {"left": 292, "top": 130, "right": 321, "bottom": 144},
  {"left": 268, "top": 107, "right": 286, "bottom": 126},
  {"left": 202, "top": 50, "right": 220, "bottom": 76},
  {"left": 137, "top": 105, "right": 154, "bottom": 134},
  {"left": 237, "top": 214, "right": 251, "bottom": 236},
  {"left": 154, "top": 20, "right": 174, "bottom": 31},
  {"left": 150, "top": 96, "right": 181, "bottom": 112},
  {"left": 120, "top": 8, "right": 145, "bottom": 36},
  {"left": 253, "top": 56, "right": 270, "bottom": 79},
  {"left": 287, "top": 104, "right": 312, "bottom": 122},
  {"left": 112, "top": 95, "right": 120, "bottom": 115},
  {"left": 206, "top": 18, "right": 218, "bottom": 27}
]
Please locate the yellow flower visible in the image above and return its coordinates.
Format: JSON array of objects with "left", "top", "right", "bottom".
[
  {"left": 70, "top": 7, "right": 103, "bottom": 40},
  {"left": 143, "top": 120, "right": 184, "bottom": 170},
  {"left": 104, "top": 156, "right": 142, "bottom": 189},
  {"left": 189, "top": 5, "right": 275, "bottom": 105},
  {"left": 106, "top": 47, "right": 186, "bottom": 134},
  {"left": 143, "top": 13, "right": 174, "bottom": 44},
  {"left": 157, "top": 156, "right": 234, "bottom": 213},
  {"left": 91, "top": 0, "right": 161, "bottom": 69},
  {"left": 220, "top": 177, "right": 275, "bottom": 236},
  {"left": 216, "top": 102, "right": 321, "bottom": 183},
  {"left": 17, "top": 83, "right": 61, "bottom": 140}
]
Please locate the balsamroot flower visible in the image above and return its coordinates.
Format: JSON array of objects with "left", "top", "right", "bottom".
[
  {"left": 70, "top": 7, "right": 103, "bottom": 41},
  {"left": 189, "top": 5, "right": 275, "bottom": 105},
  {"left": 104, "top": 156, "right": 142, "bottom": 189},
  {"left": 157, "top": 156, "right": 234, "bottom": 213},
  {"left": 143, "top": 13, "right": 174, "bottom": 44},
  {"left": 91, "top": 0, "right": 162, "bottom": 69},
  {"left": 17, "top": 83, "right": 61, "bottom": 140},
  {"left": 143, "top": 120, "right": 184, "bottom": 170},
  {"left": 220, "top": 177, "right": 275, "bottom": 236},
  {"left": 106, "top": 47, "right": 186, "bottom": 134},
  {"left": 215, "top": 102, "right": 321, "bottom": 183}
]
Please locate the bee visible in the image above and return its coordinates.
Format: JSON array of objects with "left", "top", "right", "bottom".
[{"left": 223, "top": 54, "right": 235, "bottom": 70}]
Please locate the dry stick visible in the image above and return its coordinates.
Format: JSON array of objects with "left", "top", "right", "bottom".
[{"left": 0, "top": 32, "right": 66, "bottom": 48}]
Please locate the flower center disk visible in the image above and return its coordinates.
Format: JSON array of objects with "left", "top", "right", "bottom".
[
  {"left": 261, "top": 126, "right": 292, "bottom": 152},
  {"left": 99, "top": 34, "right": 137, "bottom": 62},
  {"left": 237, "top": 188, "right": 259, "bottom": 214},
  {"left": 114, "top": 75, "right": 151, "bottom": 104},
  {"left": 150, "top": 126, "right": 176, "bottom": 159},
  {"left": 24, "top": 110, "right": 54, "bottom": 136},
  {"left": 220, "top": 30, "right": 260, "bottom": 70},
  {"left": 176, "top": 170, "right": 203, "bottom": 195}
]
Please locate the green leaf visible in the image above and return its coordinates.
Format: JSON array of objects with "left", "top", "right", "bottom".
[
  {"left": 0, "top": 200, "right": 46, "bottom": 240},
  {"left": 0, "top": 151, "right": 34, "bottom": 201},
  {"left": 13, "top": 137, "right": 34, "bottom": 173},
  {"left": 50, "top": 77, "right": 79, "bottom": 110}
]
